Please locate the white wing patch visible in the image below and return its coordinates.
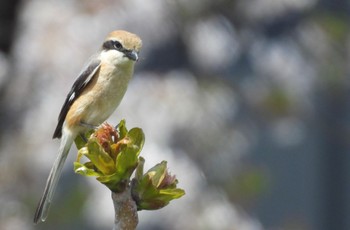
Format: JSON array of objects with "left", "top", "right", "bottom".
[
  {"left": 82, "top": 65, "right": 100, "bottom": 86},
  {"left": 69, "top": 92, "right": 75, "bottom": 102}
]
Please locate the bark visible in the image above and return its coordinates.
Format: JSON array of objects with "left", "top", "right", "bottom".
[{"left": 112, "top": 187, "right": 138, "bottom": 230}]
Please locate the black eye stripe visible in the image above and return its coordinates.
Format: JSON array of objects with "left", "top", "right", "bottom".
[
  {"left": 102, "top": 40, "right": 124, "bottom": 51},
  {"left": 102, "top": 40, "right": 113, "bottom": 50}
]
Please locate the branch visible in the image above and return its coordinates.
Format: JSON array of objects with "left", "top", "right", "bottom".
[{"left": 112, "top": 186, "right": 138, "bottom": 230}]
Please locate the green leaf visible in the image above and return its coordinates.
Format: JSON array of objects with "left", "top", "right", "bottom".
[
  {"left": 74, "top": 130, "right": 94, "bottom": 150},
  {"left": 159, "top": 188, "right": 185, "bottom": 198},
  {"left": 74, "top": 162, "right": 102, "bottom": 177},
  {"left": 76, "top": 147, "right": 89, "bottom": 163},
  {"left": 115, "top": 128, "right": 145, "bottom": 179},
  {"left": 85, "top": 138, "right": 116, "bottom": 175},
  {"left": 147, "top": 161, "right": 167, "bottom": 188},
  {"left": 132, "top": 159, "right": 186, "bottom": 210},
  {"left": 128, "top": 128, "right": 145, "bottom": 152},
  {"left": 135, "top": 157, "right": 145, "bottom": 181},
  {"left": 96, "top": 173, "right": 126, "bottom": 192},
  {"left": 136, "top": 187, "right": 185, "bottom": 210},
  {"left": 117, "top": 119, "right": 128, "bottom": 139}
]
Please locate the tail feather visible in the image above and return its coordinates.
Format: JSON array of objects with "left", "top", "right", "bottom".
[{"left": 34, "top": 130, "right": 74, "bottom": 224}]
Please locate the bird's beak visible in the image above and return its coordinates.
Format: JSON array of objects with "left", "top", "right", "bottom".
[{"left": 124, "top": 50, "right": 138, "bottom": 61}]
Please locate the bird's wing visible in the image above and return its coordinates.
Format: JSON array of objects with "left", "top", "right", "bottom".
[{"left": 53, "top": 57, "right": 101, "bottom": 139}]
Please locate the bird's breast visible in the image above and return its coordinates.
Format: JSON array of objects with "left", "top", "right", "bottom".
[{"left": 70, "top": 64, "right": 133, "bottom": 128}]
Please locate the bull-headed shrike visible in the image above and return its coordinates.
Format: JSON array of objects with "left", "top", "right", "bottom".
[{"left": 34, "top": 30, "right": 142, "bottom": 223}]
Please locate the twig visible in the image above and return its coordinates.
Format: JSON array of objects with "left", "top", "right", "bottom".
[{"left": 112, "top": 186, "right": 138, "bottom": 230}]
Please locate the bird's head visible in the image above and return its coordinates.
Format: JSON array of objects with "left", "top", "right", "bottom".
[{"left": 101, "top": 30, "right": 142, "bottom": 66}]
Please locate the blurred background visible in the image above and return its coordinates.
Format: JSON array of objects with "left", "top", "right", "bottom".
[{"left": 0, "top": 0, "right": 349, "bottom": 229}]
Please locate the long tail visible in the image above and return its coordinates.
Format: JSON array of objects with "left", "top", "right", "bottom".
[{"left": 34, "top": 129, "right": 74, "bottom": 224}]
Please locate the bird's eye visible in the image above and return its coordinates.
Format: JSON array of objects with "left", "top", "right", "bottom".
[{"left": 113, "top": 41, "right": 123, "bottom": 49}]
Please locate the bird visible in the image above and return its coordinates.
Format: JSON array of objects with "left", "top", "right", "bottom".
[{"left": 34, "top": 30, "right": 142, "bottom": 224}]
